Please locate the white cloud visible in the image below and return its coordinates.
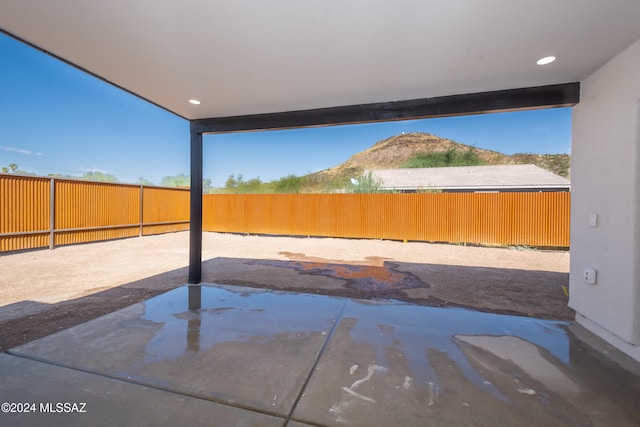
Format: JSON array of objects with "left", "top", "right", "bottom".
[{"left": 0, "top": 145, "right": 34, "bottom": 155}]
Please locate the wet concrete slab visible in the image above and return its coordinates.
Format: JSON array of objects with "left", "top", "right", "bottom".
[
  {"left": 0, "top": 353, "right": 284, "bottom": 427},
  {"left": 10, "top": 285, "right": 346, "bottom": 417},
  {"left": 4, "top": 284, "right": 640, "bottom": 426},
  {"left": 292, "top": 300, "right": 640, "bottom": 426}
]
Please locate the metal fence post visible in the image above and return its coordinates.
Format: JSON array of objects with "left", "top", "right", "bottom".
[
  {"left": 140, "top": 185, "right": 144, "bottom": 237},
  {"left": 49, "top": 177, "right": 55, "bottom": 249}
]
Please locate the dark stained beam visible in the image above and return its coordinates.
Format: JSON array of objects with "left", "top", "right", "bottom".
[
  {"left": 188, "top": 129, "right": 203, "bottom": 284},
  {"left": 190, "top": 83, "right": 579, "bottom": 134}
]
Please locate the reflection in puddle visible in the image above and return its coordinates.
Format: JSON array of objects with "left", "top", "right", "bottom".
[
  {"left": 140, "top": 285, "right": 571, "bottom": 396},
  {"left": 456, "top": 335, "right": 579, "bottom": 396},
  {"left": 141, "top": 286, "right": 344, "bottom": 365},
  {"left": 188, "top": 285, "right": 201, "bottom": 310},
  {"left": 339, "top": 300, "right": 571, "bottom": 402},
  {"left": 293, "top": 297, "right": 594, "bottom": 426}
]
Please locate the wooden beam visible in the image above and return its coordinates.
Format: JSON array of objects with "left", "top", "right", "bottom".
[{"left": 190, "top": 83, "right": 579, "bottom": 134}]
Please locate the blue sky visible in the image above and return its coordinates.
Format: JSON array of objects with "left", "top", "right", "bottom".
[{"left": 0, "top": 32, "right": 571, "bottom": 187}]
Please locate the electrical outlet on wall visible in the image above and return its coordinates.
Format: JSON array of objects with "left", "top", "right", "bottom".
[{"left": 584, "top": 268, "right": 597, "bottom": 284}]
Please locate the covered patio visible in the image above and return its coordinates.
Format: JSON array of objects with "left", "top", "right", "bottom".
[
  {"left": 1, "top": 1, "right": 640, "bottom": 425},
  {"left": 2, "top": 283, "right": 639, "bottom": 426}
]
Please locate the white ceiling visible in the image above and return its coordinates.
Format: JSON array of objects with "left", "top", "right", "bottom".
[{"left": 2, "top": 1, "right": 640, "bottom": 120}]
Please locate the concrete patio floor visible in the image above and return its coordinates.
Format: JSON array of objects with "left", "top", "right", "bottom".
[{"left": 1, "top": 284, "right": 639, "bottom": 426}]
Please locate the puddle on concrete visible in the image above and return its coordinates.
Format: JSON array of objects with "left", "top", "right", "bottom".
[
  {"left": 141, "top": 285, "right": 571, "bottom": 402},
  {"left": 140, "top": 285, "right": 569, "bottom": 379},
  {"left": 338, "top": 300, "right": 571, "bottom": 403},
  {"left": 13, "top": 284, "right": 639, "bottom": 425},
  {"left": 141, "top": 285, "right": 344, "bottom": 364},
  {"left": 248, "top": 256, "right": 429, "bottom": 294},
  {"left": 136, "top": 285, "right": 639, "bottom": 426},
  {"left": 297, "top": 298, "right": 640, "bottom": 426},
  {"left": 456, "top": 335, "right": 580, "bottom": 396}
]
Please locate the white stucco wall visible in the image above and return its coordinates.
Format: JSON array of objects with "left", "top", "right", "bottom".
[{"left": 570, "top": 37, "right": 640, "bottom": 361}]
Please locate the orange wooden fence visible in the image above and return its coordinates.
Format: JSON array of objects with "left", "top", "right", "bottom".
[
  {"left": 0, "top": 175, "right": 189, "bottom": 252},
  {"left": 203, "top": 192, "right": 570, "bottom": 247}
]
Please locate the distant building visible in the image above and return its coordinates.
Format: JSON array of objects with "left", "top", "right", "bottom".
[{"left": 366, "top": 164, "right": 570, "bottom": 193}]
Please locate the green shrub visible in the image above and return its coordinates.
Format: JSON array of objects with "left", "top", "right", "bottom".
[
  {"left": 401, "top": 147, "right": 484, "bottom": 168},
  {"left": 347, "top": 171, "right": 383, "bottom": 193},
  {"left": 274, "top": 174, "right": 305, "bottom": 193}
]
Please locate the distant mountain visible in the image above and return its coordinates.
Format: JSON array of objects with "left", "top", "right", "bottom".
[{"left": 305, "top": 132, "right": 569, "bottom": 190}]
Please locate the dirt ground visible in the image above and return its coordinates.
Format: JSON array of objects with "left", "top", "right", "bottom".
[{"left": 0, "top": 231, "right": 571, "bottom": 352}]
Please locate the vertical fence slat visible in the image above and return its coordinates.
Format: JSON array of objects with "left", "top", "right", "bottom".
[
  {"left": 0, "top": 175, "right": 50, "bottom": 251},
  {"left": 53, "top": 179, "right": 140, "bottom": 246},
  {"left": 142, "top": 186, "right": 190, "bottom": 235}
]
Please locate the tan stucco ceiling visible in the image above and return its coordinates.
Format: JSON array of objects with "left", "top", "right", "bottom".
[{"left": 1, "top": 1, "right": 640, "bottom": 120}]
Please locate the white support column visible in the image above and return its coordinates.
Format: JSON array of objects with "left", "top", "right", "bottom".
[{"left": 570, "top": 37, "right": 640, "bottom": 361}]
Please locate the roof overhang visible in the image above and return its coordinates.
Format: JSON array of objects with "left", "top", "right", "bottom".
[{"left": 2, "top": 1, "right": 640, "bottom": 123}]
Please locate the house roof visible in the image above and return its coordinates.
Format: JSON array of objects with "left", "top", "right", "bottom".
[
  {"left": 1, "top": 1, "right": 640, "bottom": 121},
  {"left": 367, "top": 164, "right": 571, "bottom": 191}
]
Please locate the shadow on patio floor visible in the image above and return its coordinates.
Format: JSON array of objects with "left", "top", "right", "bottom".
[{"left": 1, "top": 255, "right": 571, "bottom": 352}]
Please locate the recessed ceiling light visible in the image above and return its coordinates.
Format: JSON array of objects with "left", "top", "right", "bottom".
[
  {"left": 188, "top": 99, "right": 201, "bottom": 105},
  {"left": 536, "top": 56, "right": 556, "bottom": 65}
]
